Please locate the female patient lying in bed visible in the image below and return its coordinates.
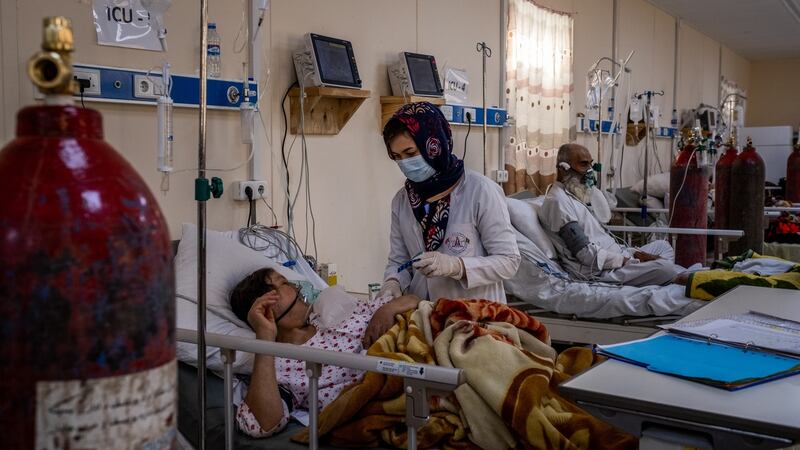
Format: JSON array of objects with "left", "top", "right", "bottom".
[{"left": 228, "top": 268, "right": 421, "bottom": 438}]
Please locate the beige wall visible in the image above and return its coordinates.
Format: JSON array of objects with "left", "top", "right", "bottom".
[
  {"left": 0, "top": 0, "right": 501, "bottom": 292},
  {"left": 748, "top": 58, "right": 800, "bottom": 130},
  {"left": 567, "top": 0, "right": 751, "bottom": 188},
  {"left": 0, "top": 0, "right": 755, "bottom": 293}
]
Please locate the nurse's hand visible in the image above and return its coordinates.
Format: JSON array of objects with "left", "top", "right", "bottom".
[
  {"left": 378, "top": 278, "right": 402, "bottom": 300},
  {"left": 413, "top": 252, "right": 464, "bottom": 279}
]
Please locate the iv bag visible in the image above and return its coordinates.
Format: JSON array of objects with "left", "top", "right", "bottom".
[
  {"left": 629, "top": 97, "right": 642, "bottom": 124},
  {"left": 586, "top": 70, "right": 613, "bottom": 110}
]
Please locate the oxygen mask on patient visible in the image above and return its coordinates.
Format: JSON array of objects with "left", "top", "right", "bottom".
[{"left": 289, "top": 280, "right": 322, "bottom": 305}]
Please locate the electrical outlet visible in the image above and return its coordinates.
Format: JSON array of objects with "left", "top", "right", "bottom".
[
  {"left": 463, "top": 107, "right": 477, "bottom": 122},
  {"left": 493, "top": 169, "right": 509, "bottom": 183},
  {"left": 233, "top": 180, "right": 268, "bottom": 201},
  {"left": 73, "top": 68, "right": 101, "bottom": 96},
  {"left": 133, "top": 74, "right": 164, "bottom": 99}
]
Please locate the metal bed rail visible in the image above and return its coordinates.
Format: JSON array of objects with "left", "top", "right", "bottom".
[
  {"left": 611, "top": 206, "right": 800, "bottom": 217},
  {"left": 605, "top": 225, "right": 744, "bottom": 261},
  {"left": 176, "top": 328, "right": 465, "bottom": 450}
]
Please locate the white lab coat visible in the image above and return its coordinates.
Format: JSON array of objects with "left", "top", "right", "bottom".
[{"left": 383, "top": 169, "right": 520, "bottom": 303}]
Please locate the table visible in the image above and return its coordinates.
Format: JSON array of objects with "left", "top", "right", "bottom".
[{"left": 560, "top": 286, "right": 800, "bottom": 450}]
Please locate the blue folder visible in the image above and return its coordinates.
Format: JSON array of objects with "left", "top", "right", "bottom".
[{"left": 595, "top": 334, "right": 800, "bottom": 390}]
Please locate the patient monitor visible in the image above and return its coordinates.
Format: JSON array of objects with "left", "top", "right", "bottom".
[
  {"left": 293, "top": 33, "right": 362, "bottom": 89},
  {"left": 388, "top": 51, "right": 444, "bottom": 97}
]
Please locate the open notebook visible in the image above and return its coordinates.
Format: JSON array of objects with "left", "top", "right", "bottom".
[{"left": 595, "top": 312, "right": 800, "bottom": 390}]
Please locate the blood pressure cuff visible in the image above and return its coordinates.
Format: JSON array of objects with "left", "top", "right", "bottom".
[{"left": 558, "top": 221, "right": 590, "bottom": 256}]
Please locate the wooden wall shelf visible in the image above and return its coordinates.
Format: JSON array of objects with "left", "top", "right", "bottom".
[
  {"left": 379, "top": 96, "right": 446, "bottom": 131},
  {"left": 288, "top": 86, "right": 370, "bottom": 135}
]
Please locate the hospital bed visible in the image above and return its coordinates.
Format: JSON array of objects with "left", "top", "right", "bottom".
[
  {"left": 172, "top": 225, "right": 470, "bottom": 450},
  {"left": 503, "top": 194, "right": 744, "bottom": 345},
  {"left": 177, "top": 329, "right": 462, "bottom": 450}
]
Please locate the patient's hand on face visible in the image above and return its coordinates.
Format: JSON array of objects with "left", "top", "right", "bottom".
[{"left": 248, "top": 291, "right": 280, "bottom": 341}]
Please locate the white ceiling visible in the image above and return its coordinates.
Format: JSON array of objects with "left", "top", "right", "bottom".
[{"left": 647, "top": 0, "right": 800, "bottom": 60}]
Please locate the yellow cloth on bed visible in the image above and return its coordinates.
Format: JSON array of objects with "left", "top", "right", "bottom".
[
  {"left": 292, "top": 299, "right": 636, "bottom": 449},
  {"left": 687, "top": 269, "right": 800, "bottom": 301}
]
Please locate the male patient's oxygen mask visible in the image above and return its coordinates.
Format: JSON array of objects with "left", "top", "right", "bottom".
[
  {"left": 582, "top": 166, "right": 598, "bottom": 189},
  {"left": 560, "top": 161, "right": 596, "bottom": 189}
]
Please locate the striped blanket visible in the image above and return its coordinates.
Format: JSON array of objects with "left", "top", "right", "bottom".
[{"left": 292, "top": 298, "right": 635, "bottom": 449}]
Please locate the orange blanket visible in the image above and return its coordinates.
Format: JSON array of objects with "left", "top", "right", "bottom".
[{"left": 293, "top": 299, "right": 636, "bottom": 449}]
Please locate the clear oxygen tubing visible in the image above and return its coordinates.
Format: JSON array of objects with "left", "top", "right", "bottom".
[
  {"left": 608, "top": 0, "right": 618, "bottom": 191},
  {"left": 586, "top": 51, "right": 634, "bottom": 190},
  {"left": 606, "top": 68, "right": 631, "bottom": 191},
  {"left": 196, "top": 0, "right": 209, "bottom": 448},
  {"left": 613, "top": 70, "right": 633, "bottom": 189},
  {"left": 157, "top": 62, "right": 173, "bottom": 174}
]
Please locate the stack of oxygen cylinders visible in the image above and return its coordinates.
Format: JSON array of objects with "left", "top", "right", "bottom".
[{"left": 669, "top": 124, "right": 765, "bottom": 266}]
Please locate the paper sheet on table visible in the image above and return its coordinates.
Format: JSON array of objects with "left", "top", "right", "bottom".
[{"left": 662, "top": 311, "right": 800, "bottom": 357}]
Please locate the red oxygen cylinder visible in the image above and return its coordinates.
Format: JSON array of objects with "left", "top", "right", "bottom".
[
  {"left": 729, "top": 138, "right": 766, "bottom": 255},
  {"left": 670, "top": 139, "right": 709, "bottom": 267},
  {"left": 714, "top": 141, "right": 738, "bottom": 231},
  {"left": 786, "top": 144, "right": 800, "bottom": 203},
  {"left": 0, "top": 17, "right": 175, "bottom": 449}
]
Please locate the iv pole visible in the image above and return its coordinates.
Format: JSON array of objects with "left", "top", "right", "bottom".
[
  {"left": 476, "top": 42, "right": 492, "bottom": 175},
  {"left": 635, "top": 89, "right": 664, "bottom": 225},
  {"left": 196, "top": 0, "right": 209, "bottom": 448}
]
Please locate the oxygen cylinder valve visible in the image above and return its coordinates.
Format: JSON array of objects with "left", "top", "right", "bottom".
[{"left": 27, "top": 17, "right": 77, "bottom": 97}]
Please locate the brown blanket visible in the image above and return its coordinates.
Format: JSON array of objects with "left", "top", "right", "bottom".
[{"left": 293, "top": 299, "right": 636, "bottom": 449}]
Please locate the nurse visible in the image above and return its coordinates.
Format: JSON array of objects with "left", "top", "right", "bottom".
[{"left": 377, "top": 102, "right": 520, "bottom": 303}]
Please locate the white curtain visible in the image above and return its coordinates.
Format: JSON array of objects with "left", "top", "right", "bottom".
[{"left": 504, "top": 0, "right": 573, "bottom": 195}]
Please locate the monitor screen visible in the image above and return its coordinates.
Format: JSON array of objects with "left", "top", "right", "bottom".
[
  {"left": 405, "top": 53, "right": 442, "bottom": 96},
  {"left": 310, "top": 34, "right": 360, "bottom": 87}
]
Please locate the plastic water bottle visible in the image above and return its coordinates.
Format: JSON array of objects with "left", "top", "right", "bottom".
[
  {"left": 670, "top": 108, "right": 678, "bottom": 129},
  {"left": 207, "top": 23, "right": 221, "bottom": 78}
]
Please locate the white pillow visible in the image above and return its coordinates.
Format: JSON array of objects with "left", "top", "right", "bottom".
[
  {"left": 506, "top": 197, "right": 557, "bottom": 259},
  {"left": 174, "top": 223, "right": 301, "bottom": 328},
  {"left": 631, "top": 172, "right": 671, "bottom": 199},
  {"left": 176, "top": 296, "right": 255, "bottom": 374},
  {"left": 174, "top": 223, "right": 313, "bottom": 373}
]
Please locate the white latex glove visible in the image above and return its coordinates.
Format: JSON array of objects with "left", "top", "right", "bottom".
[
  {"left": 412, "top": 251, "right": 464, "bottom": 279},
  {"left": 378, "top": 278, "right": 402, "bottom": 300}
]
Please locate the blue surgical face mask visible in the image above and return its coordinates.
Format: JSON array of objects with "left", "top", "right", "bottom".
[{"left": 396, "top": 155, "right": 437, "bottom": 182}]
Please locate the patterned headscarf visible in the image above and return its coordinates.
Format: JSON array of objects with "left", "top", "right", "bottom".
[
  {"left": 384, "top": 102, "right": 465, "bottom": 251},
  {"left": 385, "top": 102, "right": 465, "bottom": 201}
]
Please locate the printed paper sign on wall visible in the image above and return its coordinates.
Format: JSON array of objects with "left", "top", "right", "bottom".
[
  {"left": 444, "top": 68, "right": 469, "bottom": 105},
  {"left": 92, "top": 0, "right": 163, "bottom": 52}
]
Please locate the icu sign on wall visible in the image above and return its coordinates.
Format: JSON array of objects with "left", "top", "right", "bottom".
[{"left": 92, "top": 0, "right": 164, "bottom": 52}]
